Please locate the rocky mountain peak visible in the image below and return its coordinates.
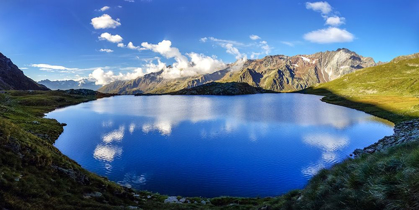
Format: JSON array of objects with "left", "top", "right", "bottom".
[
  {"left": 336, "top": 48, "right": 353, "bottom": 53},
  {"left": 99, "top": 49, "right": 376, "bottom": 94},
  {"left": 0, "top": 53, "right": 49, "bottom": 90}
]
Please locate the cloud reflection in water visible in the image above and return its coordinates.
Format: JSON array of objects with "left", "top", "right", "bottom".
[
  {"left": 93, "top": 144, "right": 123, "bottom": 162},
  {"left": 302, "top": 133, "right": 349, "bottom": 176},
  {"left": 117, "top": 173, "right": 147, "bottom": 189},
  {"left": 93, "top": 124, "right": 126, "bottom": 164},
  {"left": 103, "top": 125, "right": 125, "bottom": 143},
  {"left": 129, "top": 123, "right": 136, "bottom": 134},
  {"left": 142, "top": 121, "right": 172, "bottom": 135},
  {"left": 48, "top": 94, "right": 394, "bottom": 197},
  {"left": 90, "top": 94, "right": 374, "bottom": 139}
]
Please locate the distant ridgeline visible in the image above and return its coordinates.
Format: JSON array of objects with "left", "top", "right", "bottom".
[
  {"left": 0, "top": 53, "right": 48, "bottom": 90},
  {"left": 99, "top": 48, "right": 376, "bottom": 94},
  {"left": 38, "top": 79, "right": 102, "bottom": 91}
]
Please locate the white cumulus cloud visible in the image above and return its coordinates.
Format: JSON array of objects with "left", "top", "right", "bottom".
[
  {"left": 326, "top": 16, "right": 345, "bottom": 26},
  {"left": 99, "top": 6, "right": 110, "bottom": 12},
  {"left": 249, "top": 35, "right": 261, "bottom": 40},
  {"left": 142, "top": 59, "right": 166, "bottom": 74},
  {"left": 141, "top": 40, "right": 189, "bottom": 69},
  {"left": 138, "top": 40, "right": 227, "bottom": 79},
  {"left": 99, "top": 32, "right": 123, "bottom": 43},
  {"left": 127, "top": 42, "right": 140, "bottom": 50},
  {"left": 31, "top": 64, "right": 78, "bottom": 71},
  {"left": 259, "top": 41, "right": 272, "bottom": 55},
  {"left": 250, "top": 52, "right": 261, "bottom": 59},
  {"left": 200, "top": 37, "right": 208, "bottom": 42},
  {"left": 91, "top": 14, "right": 121, "bottom": 29},
  {"left": 304, "top": 2, "right": 353, "bottom": 44},
  {"left": 281, "top": 41, "right": 294, "bottom": 47},
  {"left": 88, "top": 68, "right": 117, "bottom": 85},
  {"left": 224, "top": 43, "right": 244, "bottom": 59},
  {"left": 304, "top": 27, "right": 354, "bottom": 44},
  {"left": 187, "top": 52, "right": 226, "bottom": 75},
  {"left": 200, "top": 37, "right": 246, "bottom": 59},
  {"left": 306, "top": 1, "right": 332, "bottom": 14},
  {"left": 100, "top": 49, "right": 113, "bottom": 53},
  {"left": 88, "top": 67, "right": 145, "bottom": 85}
]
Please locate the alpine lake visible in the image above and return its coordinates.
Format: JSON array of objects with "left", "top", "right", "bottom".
[{"left": 47, "top": 93, "right": 393, "bottom": 198}]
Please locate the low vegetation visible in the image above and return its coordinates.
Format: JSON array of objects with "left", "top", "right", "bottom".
[
  {"left": 0, "top": 90, "right": 141, "bottom": 209},
  {"left": 302, "top": 56, "right": 419, "bottom": 123},
  {"left": 277, "top": 55, "right": 419, "bottom": 209},
  {"left": 0, "top": 90, "right": 276, "bottom": 209},
  {"left": 1, "top": 55, "right": 418, "bottom": 209},
  {"left": 168, "top": 82, "right": 274, "bottom": 95}
]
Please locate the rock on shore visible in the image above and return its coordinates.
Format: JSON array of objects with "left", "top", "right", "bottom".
[{"left": 353, "top": 119, "right": 419, "bottom": 157}]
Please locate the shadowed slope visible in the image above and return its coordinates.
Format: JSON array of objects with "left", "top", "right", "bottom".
[
  {"left": 302, "top": 56, "right": 419, "bottom": 124},
  {"left": 0, "top": 53, "right": 49, "bottom": 90},
  {"left": 169, "top": 82, "right": 274, "bottom": 95}
]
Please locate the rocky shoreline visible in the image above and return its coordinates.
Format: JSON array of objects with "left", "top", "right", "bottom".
[{"left": 353, "top": 119, "right": 419, "bottom": 157}]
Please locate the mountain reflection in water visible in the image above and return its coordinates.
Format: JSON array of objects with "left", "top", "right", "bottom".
[{"left": 49, "top": 94, "right": 393, "bottom": 197}]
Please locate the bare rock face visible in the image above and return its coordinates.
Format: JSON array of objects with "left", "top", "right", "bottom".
[
  {"left": 313, "top": 48, "right": 376, "bottom": 81},
  {"left": 0, "top": 52, "right": 49, "bottom": 90},
  {"left": 99, "top": 48, "right": 376, "bottom": 94},
  {"left": 220, "top": 48, "right": 376, "bottom": 92},
  {"left": 98, "top": 70, "right": 166, "bottom": 94}
]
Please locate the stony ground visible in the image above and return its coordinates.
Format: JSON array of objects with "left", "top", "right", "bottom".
[{"left": 354, "top": 119, "right": 419, "bottom": 157}]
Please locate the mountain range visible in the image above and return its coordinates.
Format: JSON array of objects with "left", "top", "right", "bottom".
[
  {"left": 0, "top": 53, "right": 48, "bottom": 90},
  {"left": 38, "top": 79, "right": 102, "bottom": 90},
  {"left": 99, "top": 48, "right": 376, "bottom": 94}
]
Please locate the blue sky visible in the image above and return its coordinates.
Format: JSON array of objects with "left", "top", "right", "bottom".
[{"left": 0, "top": 0, "right": 418, "bottom": 83}]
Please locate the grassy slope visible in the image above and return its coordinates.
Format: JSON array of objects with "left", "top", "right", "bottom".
[
  {"left": 302, "top": 57, "right": 419, "bottom": 124},
  {"left": 169, "top": 82, "right": 274, "bottom": 95},
  {"left": 273, "top": 140, "right": 419, "bottom": 209},
  {"left": 0, "top": 91, "right": 141, "bottom": 209},
  {"left": 0, "top": 90, "right": 275, "bottom": 209},
  {"left": 271, "top": 56, "right": 419, "bottom": 209},
  {"left": 1, "top": 56, "right": 418, "bottom": 209}
]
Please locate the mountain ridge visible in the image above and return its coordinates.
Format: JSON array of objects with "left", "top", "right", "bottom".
[
  {"left": 38, "top": 79, "right": 102, "bottom": 91},
  {"left": 0, "top": 53, "right": 48, "bottom": 90},
  {"left": 168, "top": 82, "right": 274, "bottom": 95},
  {"left": 99, "top": 48, "right": 376, "bottom": 94}
]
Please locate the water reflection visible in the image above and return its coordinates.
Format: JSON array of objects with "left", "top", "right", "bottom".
[
  {"left": 303, "top": 133, "right": 349, "bottom": 152},
  {"left": 102, "top": 120, "right": 114, "bottom": 128},
  {"left": 129, "top": 123, "right": 136, "bottom": 134},
  {"left": 301, "top": 133, "right": 349, "bottom": 176},
  {"left": 142, "top": 121, "right": 172, "bottom": 135},
  {"left": 93, "top": 144, "right": 123, "bottom": 162},
  {"left": 103, "top": 125, "right": 125, "bottom": 143},
  {"left": 49, "top": 94, "right": 393, "bottom": 197},
  {"left": 95, "top": 124, "right": 126, "bottom": 164},
  {"left": 89, "top": 94, "right": 384, "bottom": 133},
  {"left": 118, "top": 172, "right": 147, "bottom": 189}
]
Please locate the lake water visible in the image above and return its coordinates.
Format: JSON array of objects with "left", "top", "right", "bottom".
[{"left": 48, "top": 94, "right": 393, "bottom": 198}]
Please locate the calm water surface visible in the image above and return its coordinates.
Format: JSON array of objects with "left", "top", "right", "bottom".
[{"left": 48, "top": 94, "right": 393, "bottom": 197}]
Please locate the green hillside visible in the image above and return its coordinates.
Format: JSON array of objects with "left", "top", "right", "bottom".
[
  {"left": 0, "top": 91, "right": 143, "bottom": 209},
  {"left": 303, "top": 56, "right": 419, "bottom": 123},
  {"left": 169, "top": 82, "right": 274, "bottom": 95},
  {"left": 1, "top": 55, "right": 418, "bottom": 209},
  {"left": 0, "top": 90, "right": 277, "bottom": 209},
  {"left": 274, "top": 55, "right": 419, "bottom": 209}
]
